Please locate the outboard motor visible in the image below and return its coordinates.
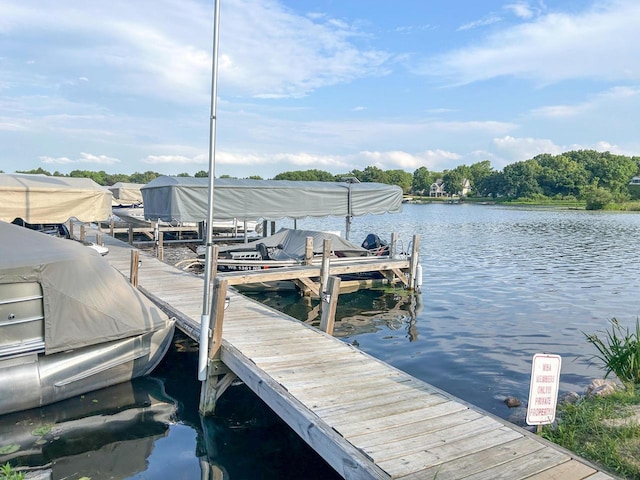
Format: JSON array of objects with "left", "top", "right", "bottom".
[
  {"left": 256, "top": 242, "right": 270, "bottom": 260},
  {"left": 361, "top": 234, "right": 389, "bottom": 256}
]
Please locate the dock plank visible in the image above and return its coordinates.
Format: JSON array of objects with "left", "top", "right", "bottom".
[{"left": 88, "top": 224, "right": 616, "bottom": 480}]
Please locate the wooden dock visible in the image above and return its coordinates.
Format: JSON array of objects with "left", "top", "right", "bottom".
[{"left": 87, "top": 225, "right": 615, "bottom": 480}]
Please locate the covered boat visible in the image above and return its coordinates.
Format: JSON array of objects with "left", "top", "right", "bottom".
[
  {"left": 0, "top": 221, "right": 175, "bottom": 415},
  {"left": 111, "top": 180, "right": 257, "bottom": 233},
  {"left": 0, "top": 173, "right": 112, "bottom": 224},
  {"left": 141, "top": 176, "right": 403, "bottom": 239},
  {"left": 198, "top": 228, "right": 388, "bottom": 266}
]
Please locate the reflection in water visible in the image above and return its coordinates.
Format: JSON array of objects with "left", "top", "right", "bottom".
[
  {"left": 245, "top": 287, "right": 422, "bottom": 341},
  {"left": 1, "top": 333, "right": 341, "bottom": 480},
  {"left": 0, "top": 377, "right": 176, "bottom": 479}
]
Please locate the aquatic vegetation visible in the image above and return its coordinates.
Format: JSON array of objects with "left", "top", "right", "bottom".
[
  {"left": 0, "top": 463, "right": 24, "bottom": 480},
  {"left": 584, "top": 318, "right": 640, "bottom": 386},
  {"left": 0, "top": 446, "right": 18, "bottom": 456}
]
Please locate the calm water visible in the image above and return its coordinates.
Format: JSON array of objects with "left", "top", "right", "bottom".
[{"left": 3, "top": 203, "right": 640, "bottom": 479}]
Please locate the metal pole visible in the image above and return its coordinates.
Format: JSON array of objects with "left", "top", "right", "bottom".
[{"left": 199, "top": 0, "right": 221, "bottom": 382}]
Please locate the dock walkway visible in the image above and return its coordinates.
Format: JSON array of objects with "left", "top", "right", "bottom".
[{"left": 92, "top": 227, "right": 615, "bottom": 480}]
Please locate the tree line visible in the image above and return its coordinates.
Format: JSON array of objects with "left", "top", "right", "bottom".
[{"left": 7, "top": 150, "right": 640, "bottom": 209}]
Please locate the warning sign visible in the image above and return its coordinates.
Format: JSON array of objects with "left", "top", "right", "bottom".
[{"left": 526, "top": 353, "right": 562, "bottom": 426}]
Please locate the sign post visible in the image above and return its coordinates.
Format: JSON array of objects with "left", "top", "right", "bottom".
[{"left": 526, "top": 353, "right": 562, "bottom": 431}]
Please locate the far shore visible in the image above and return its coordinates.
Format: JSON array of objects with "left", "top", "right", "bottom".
[{"left": 403, "top": 195, "right": 640, "bottom": 212}]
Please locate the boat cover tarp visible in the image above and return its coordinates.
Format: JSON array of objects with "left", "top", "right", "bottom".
[
  {"left": 141, "top": 177, "right": 403, "bottom": 223},
  {"left": 218, "top": 228, "right": 367, "bottom": 260},
  {"left": 108, "top": 182, "right": 144, "bottom": 206},
  {"left": 0, "top": 221, "right": 170, "bottom": 354},
  {"left": 0, "top": 173, "right": 112, "bottom": 223}
]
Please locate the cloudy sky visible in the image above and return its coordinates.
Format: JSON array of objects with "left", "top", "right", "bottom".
[{"left": 1, "top": 0, "right": 638, "bottom": 179}]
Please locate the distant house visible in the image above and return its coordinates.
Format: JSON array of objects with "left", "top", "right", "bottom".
[
  {"left": 461, "top": 179, "right": 471, "bottom": 196},
  {"left": 629, "top": 176, "right": 640, "bottom": 200},
  {"left": 430, "top": 179, "right": 445, "bottom": 197}
]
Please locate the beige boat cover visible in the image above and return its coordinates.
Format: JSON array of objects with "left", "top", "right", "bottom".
[
  {"left": 108, "top": 182, "right": 144, "bottom": 206},
  {"left": 0, "top": 173, "right": 112, "bottom": 223},
  {"left": 0, "top": 221, "right": 171, "bottom": 354}
]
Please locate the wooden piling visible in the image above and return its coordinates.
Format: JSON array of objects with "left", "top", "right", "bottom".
[
  {"left": 319, "top": 276, "right": 340, "bottom": 335},
  {"left": 130, "top": 250, "right": 139, "bottom": 287}
]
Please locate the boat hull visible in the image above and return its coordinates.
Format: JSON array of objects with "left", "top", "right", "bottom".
[{"left": 0, "top": 322, "right": 175, "bottom": 415}]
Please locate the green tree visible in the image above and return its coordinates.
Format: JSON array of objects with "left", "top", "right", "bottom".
[
  {"left": 177, "top": 172, "right": 191, "bottom": 177},
  {"left": 130, "top": 171, "right": 161, "bottom": 184},
  {"left": 412, "top": 166, "right": 433, "bottom": 195},
  {"left": 502, "top": 160, "right": 542, "bottom": 198},
  {"left": 475, "top": 171, "right": 506, "bottom": 198},
  {"left": 69, "top": 169, "right": 108, "bottom": 185},
  {"left": 442, "top": 165, "right": 471, "bottom": 196},
  {"left": 467, "top": 160, "right": 493, "bottom": 194},
  {"left": 583, "top": 185, "right": 613, "bottom": 210},
  {"left": 15, "top": 167, "right": 52, "bottom": 176},
  {"left": 194, "top": 170, "right": 208, "bottom": 178},
  {"left": 357, "top": 166, "right": 388, "bottom": 183},
  {"left": 535, "top": 154, "right": 589, "bottom": 197},
  {"left": 274, "top": 169, "right": 335, "bottom": 181},
  {"left": 386, "top": 169, "right": 413, "bottom": 193}
]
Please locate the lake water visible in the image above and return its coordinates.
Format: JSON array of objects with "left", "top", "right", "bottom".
[{"left": 3, "top": 203, "right": 640, "bottom": 479}]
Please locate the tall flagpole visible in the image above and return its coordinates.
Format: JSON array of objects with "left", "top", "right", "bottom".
[{"left": 199, "top": 0, "right": 221, "bottom": 381}]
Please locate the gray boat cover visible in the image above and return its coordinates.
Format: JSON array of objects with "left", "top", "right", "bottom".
[
  {"left": 108, "top": 182, "right": 144, "bottom": 206},
  {"left": 0, "top": 173, "right": 112, "bottom": 223},
  {"left": 141, "top": 177, "right": 402, "bottom": 223},
  {"left": 218, "top": 228, "right": 368, "bottom": 261},
  {"left": 0, "top": 221, "right": 170, "bottom": 354}
]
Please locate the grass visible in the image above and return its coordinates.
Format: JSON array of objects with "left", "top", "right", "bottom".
[
  {"left": 541, "top": 389, "right": 640, "bottom": 479},
  {"left": 0, "top": 463, "right": 24, "bottom": 480}
]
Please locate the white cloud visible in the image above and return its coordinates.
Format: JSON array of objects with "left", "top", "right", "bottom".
[
  {"left": 532, "top": 85, "right": 640, "bottom": 118},
  {"left": 494, "top": 135, "right": 564, "bottom": 160},
  {"left": 457, "top": 16, "right": 502, "bottom": 31},
  {"left": 39, "top": 152, "right": 120, "bottom": 165},
  {"left": 2, "top": 0, "right": 391, "bottom": 104},
  {"left": 40, "top": 156, "right": 75, "bottom": 165},
  {"left": 504, "top": 2, "right": 538, "bottom": 19},
  {"left": 422, "top": 0, "right": 640, "bottom": 85}
]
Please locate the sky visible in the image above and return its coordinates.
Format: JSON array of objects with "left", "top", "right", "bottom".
[{"left": 1, "top": 0, "right": 639, "bottom": 179}]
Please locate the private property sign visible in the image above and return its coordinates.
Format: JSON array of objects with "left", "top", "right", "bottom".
[{"left": 526, "top": 353, "right": 562, "bottom": 426}]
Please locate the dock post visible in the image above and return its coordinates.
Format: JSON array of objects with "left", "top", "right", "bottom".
[
  {"left": 156, "top": 231, "right": 164, "bottom": 261},
  {"left": 110, "top": 217, "right": 115, "bottom": 237},
  {"left": 130, "top": 250, "right": 139, "bottom": 287},
  {"left": 304, "top": 237, "right": 314, "bottom": 265},
  {"left": 319, "top": 276, "right": 340, "bottom": 335},
  {"left": 319, "top": 239, "right": 330, "bottom": 312},
  {"left": 390, "top": 232, "right": 398, "bottom": 257},
  {"left": 200, "top": 278, "right": 236, "bottom": 416},
  {"left": 409, "top": 235, "right": 420, "bottom": 291},
  {"left": 128, "top": 226, "right": 134, "bottom": 245},
  {"left": 68, "top": 220, "right": 74, "bottom": 239}
]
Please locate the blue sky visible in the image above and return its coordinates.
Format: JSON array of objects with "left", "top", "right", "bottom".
[{"left": 1, "top": 0, "right": 639, "bottom": 179}]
